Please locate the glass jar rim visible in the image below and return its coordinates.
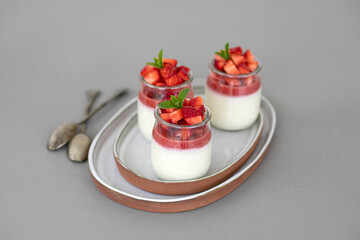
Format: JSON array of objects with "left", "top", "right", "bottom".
[
  {"left": 154, "top": 104, "right": 211, "bottom": 129},
  {"left": 208, "top": 58, "right": 262, "bottom": 78},
  {"left": 139, "top": 70, "right": 194, "bottom": 89}
]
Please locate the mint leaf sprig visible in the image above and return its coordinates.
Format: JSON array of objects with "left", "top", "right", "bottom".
[
  {"left": 158, "top": 88, "right": 190, "bottom": 109},
  {"left": 215, "top": 42, "right": 230, "bottom": 61},
  {"left": 146, "top": 49, "right": 164, "bottom": 69}
]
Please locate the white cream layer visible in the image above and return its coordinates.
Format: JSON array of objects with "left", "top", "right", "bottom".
[
  {"left": 151, "top": 140, "right": 212, "bottom": 181},
  {"left": 205, "top": 86, "right": 261, "bottom": 130},
  {"left": 137, "top": 99, "right": 155, "bottom": 141}
]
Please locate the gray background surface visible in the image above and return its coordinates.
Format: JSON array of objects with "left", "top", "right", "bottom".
[{"left": 1, "top": 0, "right": 359, "bottom": 239}]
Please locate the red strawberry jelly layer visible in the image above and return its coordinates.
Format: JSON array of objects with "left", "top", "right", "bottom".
[
  {"left": 207, "top": 71, "right": 261, "bottom": 97},
  {"left": 138, "top": 83, "right": 194, "bottom": 109},
  {"left": 152, "top": 123, "right": 211, "bottom": 150}
]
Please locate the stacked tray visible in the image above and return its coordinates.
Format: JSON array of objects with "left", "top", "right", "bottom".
[{"left": 88, "top": 85, "right": 276, "bottom": 212}]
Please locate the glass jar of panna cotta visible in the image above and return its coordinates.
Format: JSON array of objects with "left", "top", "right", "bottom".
[
  {"left": 151, "top": 106, "right": 212, "bottom": 181},
  {"left": 205, "top": 59, "right": 262, "bottom": 131},
  {"left": 137, "top": 73, "right": 194, "bottom": 141}
]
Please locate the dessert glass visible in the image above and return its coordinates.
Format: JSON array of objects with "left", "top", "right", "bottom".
[
  {"left": 151, "top": 105, "right": 212, "bottom": 181},
  {"left": 205, "top": 59, "right": 262, "bottom": 131},
  {"left": 137, "top": 72, "right": 193, "bottom": 141}
]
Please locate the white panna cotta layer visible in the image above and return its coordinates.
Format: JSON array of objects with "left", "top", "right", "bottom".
[
  {"left": 205, "top": 86, "right": 261, "bottom": 130},
  {"left": 151, "top": 140, "right": 212, "bottom": 181},
  {"left": 137, "top": 99, "right": 155, "bottom": 141}
]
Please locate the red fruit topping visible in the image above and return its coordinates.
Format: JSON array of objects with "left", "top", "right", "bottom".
[
  {"left": 238, "top": 67, "right": 251, "bottom": 75},
  {"left": 177, "top": 65, "right": 190, "bottom": 73},
  {"left": 177, "top": 69, "right": 189, "bottom": 81},
  {"left": 142, "top": 50, "right": 191, "bottom": 87},
  {"left": 155, "top": 81, "right": 166, "bottom": 86},
  {"left": 214, "top": 59, "right": 226, "bottom": 71},
  {"left": 215, "top": 53, "right": 225, "bottom": 61},
  {"left": 163, "top": 108, "right": 177, "bottom": 113},
  {"left": 223, "top": 60, "right": 241, "bottom": 75},
  {"left": 183, "top": 106, "right": 201, "bottom": 118},
  {"left": 158, "top": 94, "right": 205, "bottom": 126},
  {"left": 143, "top": 69, "right": 160, "bottom": 84},
  {"left": 230, "top": 46, "right": 243, "bottom": 55},
  {"left": 189, "top": 96, "right": 203, "bottom": 107},
  {"left": 140, "top": 65, "right": 156, "bottom": 77},
  {"left": 169, "top": 109, "right": 183, "bottom": 123},
  {"left": 237, "top": 62, "right": 251, "bottom": 74},
  {"left": 214, "top": 44, "right": 259, "bottom": 78},
  {"left": 183, "top": 99, "right": 189, "bottom": 106},
  {"left": 237, "top": 62, "right": 247, "bottom": 69},
  {"left": 165, "top": 74, "right": 183, "bottom": 86},
  {"left": 244, "top": 49, "right": 255, "bottom": 63},
  {"left": 177, "top": 119, "right": 187, "bottom": 125},
  {"left": 160, "top": 62, "right": 177, "bottom": 79},
  {"left": 230, "top": 54, "right": 245, "bottom": 66},
  {"left": 160, "top": 113, "right": 171, "bottom": 122},
  {"left": 184, "top": 116, "right": 203, "bottom": 125},
  {"left": 163, "top": 58, "right": 177, "bottom": 66},
  {"left": 193, "top": 104, "right": 205, "bottom": 114},
  {"left": 247, "top": 61, "right": 259, "bottom": 72}
]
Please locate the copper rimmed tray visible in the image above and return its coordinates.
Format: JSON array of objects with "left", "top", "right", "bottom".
[
  {"left": 88, "top": 85, "right": 276, "bottom": 213},
  {"left": 113, "top": 87, "right": 264, "bottom": 195}
]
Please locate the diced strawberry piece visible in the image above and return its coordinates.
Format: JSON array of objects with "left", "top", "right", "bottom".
[
  {"left": 183, "top": 106, "right": 201, "bottom": 118},
  {"left": 244, "top": 49, "right": 255, "bottom": 63},
  {"left": 184, "top": 116, "right": 203, "bottom": 125},
  {"left": 183, "top": 99, "right": 189, "bottom": 106},
  {"left": 163, "top": 58, "right": 177, "bottom": 66},
  {"left": 177, "top": 65, "right": 190, "bottom": 73},
  {"left": 155, "top": 81, "right": 166, "bottom": 86},
  {"left": 193, "top": 105, "right": 205, "bottom": 114},
  {"left": 237, "top": 62, "right": 247, "bottom": 69},
  {"left": 169, "top": 109, "right": 183, "bottom": 123},
  {"left": 247, "top": 61, "right": 259, "bottom": 72},
  {"left": 140, "top": 65, "right": 156, "bottom": 77},
  {"left": 215, "top": 53, "right": 225, "bottom": 61},
  {"left": 231, "top": 54, "right": 245, "bottom": 66},
  {"left": 223, "top": 60, "right": 241, "bottom": 75},
  {"left": 177, "top": 119, "right": 187, "bottom": 125},
  {"left": 238, "top": 67, "right": 250, "bottom": 75},
  {"left": 160, "top": 63, "right": 177, "bottom": 79},
  {"left": 160, "top": 113, "right": 171, "bottom": 122},
  {"left": 226, "top": 79, "right": 240, "bottom": 86},
  {"left": 143, "top": 69, "right": 160, "bottom": 84},
  {"left": 237, "top": 62, "right": 251, "bottom": 74},
  {"left": 189, "top": 96, "right": 203, "bottom": 107},
  {"left": 230, "top": 46, "right": 243, "bottom": 55},
  {"left": 214, "top": 59, "right": 226, "bottom": 71},
  {"left": 164, "top": 108, "right": 176, "bottom": 113},
  {"left": 177, "top": 69, "right": 189, "bottom": 81},
  {"left": 165, "top": 74, "right": 183, "bottom": 86},
  {"left": 202, "top": 114, "right": 205, "bottom": 121}
]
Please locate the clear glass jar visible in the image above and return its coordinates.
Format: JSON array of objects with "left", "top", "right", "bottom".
[
  {"left": 151, "top": 105, "right": 212, "bottom": 181},
  {"left": 205, "top": 59, "right": 262, "bottom": 131},
  {"left": 137, "top": 72, "right": 194, "bottom": 141}
]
